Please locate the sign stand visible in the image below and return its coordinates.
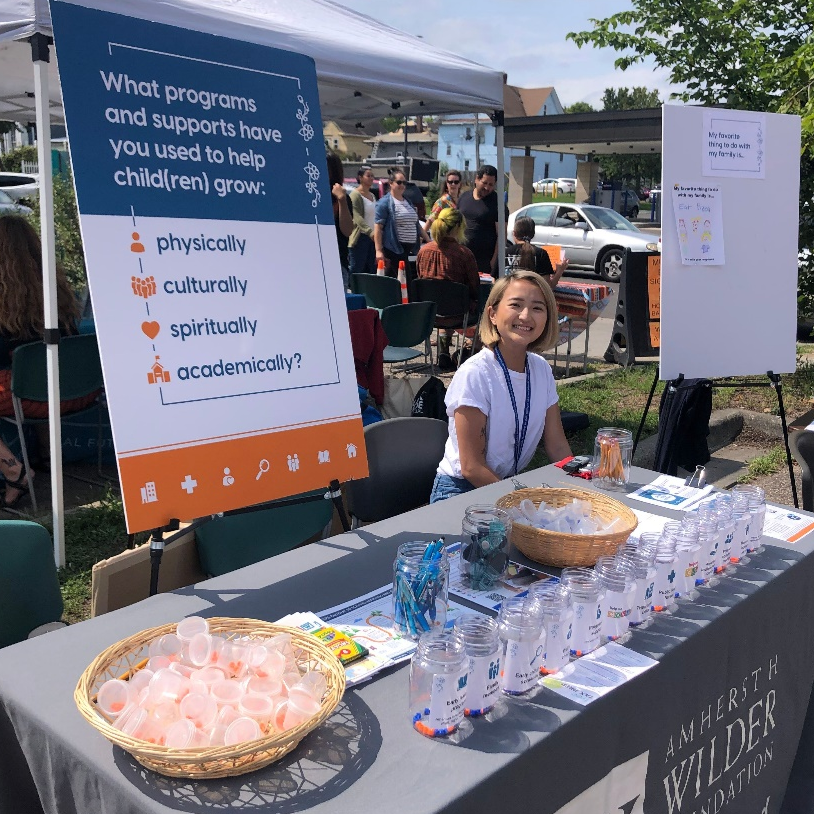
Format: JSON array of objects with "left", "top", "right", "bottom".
[
  {"left": 633, "top": 369, "right": 799, "bottom": 508},
  {"left": 146, "top": 480, "right": 350, "bottom": 596}
]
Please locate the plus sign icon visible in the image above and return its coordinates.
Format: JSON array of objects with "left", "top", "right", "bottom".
[{"left": 181, "top": 475, "right": 198, "bottom": 495}]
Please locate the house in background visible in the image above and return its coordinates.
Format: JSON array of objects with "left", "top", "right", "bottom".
[
  {"left": 323, "top": 121, "right": 370, "bottom": 160},
  {"left": 437, "top": 86, "right": 579, "bottom": 181},
  {"left": 365, "top": 122, "right": 438, "bottom": 162}
]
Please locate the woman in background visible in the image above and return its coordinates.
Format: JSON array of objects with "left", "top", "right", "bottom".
[
  {"left": 416, "top": 207, "right": 479, "bottom": 370},
  {"left": 327, "top": 150, "right": 353, "bottom": 289},
  {"left": 425, "top": 169, "right": 462, "bottom": 230},
  {"left": 374, "top": 168, "right": 429, "bottom": 276},
  {"left": 348, "top": 166, "right": 377, "bottom": 275},
  {"left": 0, "top": 215, "right": 86, "bottom": 507},
  {"left": 506, "top": 215, "right": 568, "bottom": 287}
]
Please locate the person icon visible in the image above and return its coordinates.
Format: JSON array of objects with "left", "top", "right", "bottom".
[
  {"left": 131, "top": 232, "right": 145, "bottom": 253},
  {"left": 222, "top": 467, "right": 235, "bottom": 486},
  {"left": 287, "top": 454, "right": 300, "bottom": 472}
]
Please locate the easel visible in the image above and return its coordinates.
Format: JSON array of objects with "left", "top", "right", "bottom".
[
  {"left": 146, "top": 479, "right": 350, "bottom": 596},
  {"left": 633, "top": 367, "right": 799, "bottom": 508}
]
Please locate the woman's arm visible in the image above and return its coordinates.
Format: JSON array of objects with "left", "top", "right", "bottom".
[
  {"left": 454, "top": 406, "right": 500, "bottom": 487},
  {"left": 350, "top": 191, "right": 373, "bottom": 236},
  {"left": 374, "top": 223, "right": 385, "bottom": 261},
  {"left": 541, "top": 402, "right": 573, "bottom": 462},
  {"left": 332, "top": 184, "right": 353, "bottom": 238}
]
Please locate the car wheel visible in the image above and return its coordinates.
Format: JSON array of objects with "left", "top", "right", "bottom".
[
  {"left": 627, "top": 206, "right": 639, "bottom": 221},
  {"left": 598, "top": 247, "right": 624, "bottom": 282}
]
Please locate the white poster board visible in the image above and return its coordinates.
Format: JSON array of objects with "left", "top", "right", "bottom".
[{"left": 660, "top": 105, "right": 801, "bottom": 380}]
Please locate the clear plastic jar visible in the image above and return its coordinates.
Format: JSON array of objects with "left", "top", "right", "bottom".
[
  {"left": 497, "top": 598, "right": 544, "bottom": 696},
  {"left": 561, "top": 568, "right": 605, "bottom": 656},
  {"left": 731, "top": 492, "right": 752, "bottom": 563},
  {"left": 409, "top": 630, "right": 468, "bottom": 738},
  {"left": 714, "top": 501, "right": 736, "bottom": 573},
  {"left": 392, "top": 541, "right": 450, "bottom": 640},
  {"left": 592, "top": 427, "right": 633, "bottom": 490},
  {"left": 672, "top": 531, "right": 701, "bottom": 599},
  {"left": 733, "top": 485, "right": 766, "bottom": 553},
  {"left": 526, "top": 582, "right": 573, "bottom": 674},
  {"left": 594, "top": 556, "right": 636, "bottom": 642},
  {"left": 460, "top": 505, "right": 512, "bottom": 591},
  {"left": 453, "top": 614, "right": 501, "bottom": 717},
  {"left": 616, "top": 549, "right": 656, "bottom": 628},
  {"left": 651, "top": 539, "right": 678, "bottom": 613},
  {"left": 695, "top": 504, "right": 720, "bottom": 586}
]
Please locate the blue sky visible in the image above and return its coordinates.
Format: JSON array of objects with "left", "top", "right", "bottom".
[{"left": 336, "top": 0, "right": 680, "bottom": 110}]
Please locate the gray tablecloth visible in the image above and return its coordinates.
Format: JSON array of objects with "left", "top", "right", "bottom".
[{"left": 2, "top": 465, "right": 814, "bottom": 814}]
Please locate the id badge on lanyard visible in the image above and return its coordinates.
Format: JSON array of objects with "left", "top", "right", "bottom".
[{"left": 494, "top": 347, "right": 531, "bottom": 476}]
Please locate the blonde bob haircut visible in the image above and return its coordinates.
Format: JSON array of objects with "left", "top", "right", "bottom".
[
  {"left": 478, "top": 270, "right": 559, "bottom": 353},
  {"left": 430, "top": 207, "right": 467, "bottom": 244}
]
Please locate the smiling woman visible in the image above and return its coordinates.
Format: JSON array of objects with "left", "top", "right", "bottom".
[{"left": 430, "top": 270, "right": 573, "bottom": 503}]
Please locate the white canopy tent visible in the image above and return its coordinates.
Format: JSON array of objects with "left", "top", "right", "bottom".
[{"left": 0, "top": 0, "right": 506, "bottom": 565}]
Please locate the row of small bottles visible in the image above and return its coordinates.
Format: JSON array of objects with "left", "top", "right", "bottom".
[{"left": 409, "top": 484, "right": 767, "bottom": 738}]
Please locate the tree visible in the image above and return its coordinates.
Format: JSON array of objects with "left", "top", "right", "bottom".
[
  {"left": 567, "top": 1, "right": 814, "bottom": 304},
  {"left": 564, "top": 102, "right": 595, "bottom": 114},
  {"left": 597, "top": 87, "right": 662, "bottom": 189}
]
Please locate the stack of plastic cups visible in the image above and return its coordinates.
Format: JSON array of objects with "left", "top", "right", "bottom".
[
  {"left": 639, "top": 534, "right": 678, "bottom": 614},
  {"left": 694, "top": 504, "right": 721, "bottom": 586},
  {"left": 730, "top": 491, "right": 753, "bottom": 564},
  {"left": 713, "top": 497, "right": 736, "bottom": 574},
  {"left": 497, "top": 597, "right": 544, "bottom": 696},
  {"left": 594, "top": 556, "right": 636, "bottom": 643},
  {"left": 616, "top": 545, "right": 657, "bottom": 629},
  {"left": 525, "top": 582, "right": 573, "bottom": 675},
  {"left": 561, "top": 568, "right": 605, "bottom": 657},
  {"left": 670, "top": 526, "right": 701, "bottom": 601},
  {"left": 733, "top": 484, "right": 767, "bottom": 555},
  {"left": 453, "top": 614, "right": 501, "bottom": 717}
]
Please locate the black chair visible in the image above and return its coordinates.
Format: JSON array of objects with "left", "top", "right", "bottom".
[
  {"left": 352, "top": 273, "right": 401, "bottom": 312},
  {"left": 790, "top": 430, "right": 814, "bottom": 511},
  {"left": 345, "top": 417, "right": 448, "bottom": 525},
  {"left": 380, "top": 302, "right": 436, "bottom": 374},
  {"left": 412, "top": 278, "right": 470, "bottom": 367}
]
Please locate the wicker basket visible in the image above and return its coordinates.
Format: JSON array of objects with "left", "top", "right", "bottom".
[
  {"left": 495, "top": 487, "right": 638, "bottom": 567},
  {"left": 74, "top": 618, "right": 346, "bottom": 779}
]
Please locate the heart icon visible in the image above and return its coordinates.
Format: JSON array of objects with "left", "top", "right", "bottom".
[{"left": 141, "top": 321, "right": 160, "bottom": 340}]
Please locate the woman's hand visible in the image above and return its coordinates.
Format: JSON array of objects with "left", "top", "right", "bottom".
[{"left": 332, "top": 183, "right": 347, "bottom": 200}]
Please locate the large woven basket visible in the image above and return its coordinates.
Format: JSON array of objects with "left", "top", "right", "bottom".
[
  {"left": 75, "top": 618, "right": 346, "bottom": 779},
  {"left": 496, "top": 487, "right": 638, "bottom": 567}
]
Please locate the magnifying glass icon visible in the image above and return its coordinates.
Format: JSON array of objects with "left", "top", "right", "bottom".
[{"left": 256, "top": 459, "right": 270, "bottom": 480}]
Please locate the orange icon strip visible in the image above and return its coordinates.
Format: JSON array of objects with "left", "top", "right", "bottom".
[{"left": 118, "top": 417, "right": 368, "bottom": 533}]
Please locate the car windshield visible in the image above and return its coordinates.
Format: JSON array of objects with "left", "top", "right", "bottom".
[{"left": 582, "top": 207, "right": 639, "bottom": 232}]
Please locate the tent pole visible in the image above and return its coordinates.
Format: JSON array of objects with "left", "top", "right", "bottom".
[
  {"left": 493, "top": 110, "right": 506, "bottom": 277},
  {"left": 31, "top": 33, "right": 65, "bottom": 568}
]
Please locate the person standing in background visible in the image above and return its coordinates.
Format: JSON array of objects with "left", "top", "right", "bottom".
[
  {"left": 348, "top": 166, "right": 377, "bottom": 276},
  {"left": 327, "top": 150, "right": 353, "bottom": 290},
  {"left": 425, "top": 169, "right": 462, "bottom": 230},
  {"left": 374, "top": 169, "right": 429, "bottom": 278},
  {"left": 457, "top": 164, "right": 505, "bottom": 277}
]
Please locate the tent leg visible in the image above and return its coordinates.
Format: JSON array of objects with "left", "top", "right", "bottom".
[
  {"left": 493, "top": 110, "right": 506, "bottom": 277},
  {"left": 31, "top": 33, "right": 65, "bottom": 568}
]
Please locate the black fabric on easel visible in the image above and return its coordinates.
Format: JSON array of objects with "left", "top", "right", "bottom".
[{"left": 653, "top": 378, "right": 713, "bottom": 476}]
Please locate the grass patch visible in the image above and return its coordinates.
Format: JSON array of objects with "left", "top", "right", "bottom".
[
  {"left": 46, "top": 491, "right": 150, "bottom": 623},
  {"left": 738, "top": 446, "right": 788, "bottom": 483}
]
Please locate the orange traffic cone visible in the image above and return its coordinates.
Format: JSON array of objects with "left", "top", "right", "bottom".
[
  {"left": 376, "top": 258, "right": 386, "bottom": 276},
  {"left": 398, "top": 261, "right": 409, "bottom": 304}
]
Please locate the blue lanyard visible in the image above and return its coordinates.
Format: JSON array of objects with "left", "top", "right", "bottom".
[{"left": 494, "top": 346, "right": 531, "bottom": 476}]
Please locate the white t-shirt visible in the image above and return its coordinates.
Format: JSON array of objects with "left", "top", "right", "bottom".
[
  {"left": 362, "top": 196, "right": 376, "bottom": 230},
  {"left": 438, "top": 348, "right": 559, "bottom": 480}
]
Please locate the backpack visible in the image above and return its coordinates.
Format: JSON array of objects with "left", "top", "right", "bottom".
[{"left": 411, "top": 376, "right": 447, "bottom": 421}]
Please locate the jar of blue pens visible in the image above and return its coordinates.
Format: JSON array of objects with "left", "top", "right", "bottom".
[
  {"left": 460, "top": 505, "right": 512, "bottom": 591},
  {"left": 392, "top": 540, "right": 450, "bottom": 640}
]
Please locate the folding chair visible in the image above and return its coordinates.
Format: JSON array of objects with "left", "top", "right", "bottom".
[
  {"left": 195, "top": 490, "right": 333, "bottom": 577},
  {"left": 351, "top": 273, "right": 402, "bottom": 312},
  {"left": 380, "top": 301, "right": 437, "bottom": 375},
  {"left": 0, "top": 335, "right": 105, "bottom": 511},
  {"left": 412, "top": 278, "right": 470, "bottom": 367},
  {"left": 345, "top": 417, "right": 448, "bottom": 526},
  {"left": 0, "top": 520, "right": 65, "bottom": 648},
  {"left": 790, "top": 431, "right": 814, "bottom": 511}
]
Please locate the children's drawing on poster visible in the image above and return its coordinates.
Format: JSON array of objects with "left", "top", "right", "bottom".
[
  {"left": 702, "top": 110, "right": 765, "bottom": 179},
  {"left": 671, "top": 183, "right": 725, "bottom": 266}
]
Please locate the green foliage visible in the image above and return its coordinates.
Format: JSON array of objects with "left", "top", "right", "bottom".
[
  {"left": 568, "top": 1, "right": 814, "bottom": 305},
  {"left": 564, "top": 102, "right": 595, "bottom": 114},
  {"left": 0, "top": 144, "right": 37, "bottom": 172},
  {"left": 598, "top": 87, "right": 662, "bottom": 187},
  {"left": 380, "top": 115, "right": 403, "bottom": 134},
  {"left": 739, "top": 446, "right": 788, "bottom": 483},
  {"left": 29, "top": 168, "right": 87, "bottom": 294}
]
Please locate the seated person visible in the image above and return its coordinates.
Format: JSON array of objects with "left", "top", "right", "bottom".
[
  {"left": 416, "top": 208, "right": 480, "bottom": 370},
  {"left": 506, "top": 216, "right": 568, "bottom": 287}
]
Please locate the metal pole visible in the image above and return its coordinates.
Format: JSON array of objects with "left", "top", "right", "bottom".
[
  {"left": 493, "top": 110, "right": 506, "bottom": 277},
  {"left": 31, "top": 34, "right": 65, "bottom": 567}
]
